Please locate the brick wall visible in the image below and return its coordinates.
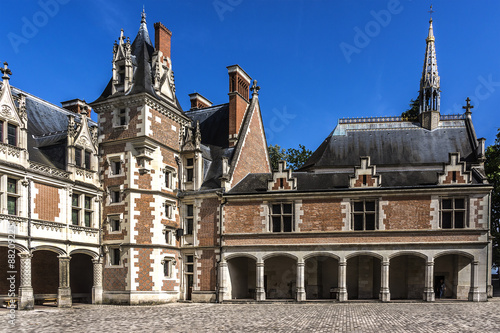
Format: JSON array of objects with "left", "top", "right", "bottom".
[
  {"left": 160, "top": 249, "right": 180, "bottom": 291},
  {"left": 135, "top": 248, "right": 153, "bottom": 291},
  {"left": 232, "top": 106, "right": 270, "bottom": 186},
  {"left": 198, "top": 250, "right": 216, "bottom": 291},
  {"left": 100, "top": 106, "right": 142, "bottom": 142},
  {"left": 103, "top": 258, "right": 127, "bottom": 291},
  {"left": 198, "top": 198, "right": 219, "bottom": 246},
  {"left": 225, "top": 201, "right": 264, "bottom": 233},
  {"left": 149, "top": 108, "right": 181, "bottom": 150},
  {"left": 301, "top": 199, "right": 344, "bottom": 231},
  {"left": 134, "top": 194, "right": 154, "bottom": 244},
  {"left": 382, "top": 196, "right": 433, "bottom": 229},
  {"left": 33, "top": 182, "right": 60, "bottom": 221}
]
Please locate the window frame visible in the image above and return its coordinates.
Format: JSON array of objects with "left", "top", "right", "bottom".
[
  {"left": 108, "top": 215, "right": 121, "bottom": 233},
  {"left": 75, "top": 147, "right": 82, "bottom": 168},
  {"left": 7, "top": 123, "right": 17, "bottom": 146},
  {"left": 185, "top": 204, "right": 194, "bottom": 235},
  {"left": 109, "top": 188, "right": 122, "bottom": 204},
  {"left": 269, "top": 202, "right": 295, "bottom": 233},
  {"left": 109, "top": 247, "right": 121, "bottom": 266},
  {"left": 440, "top": 197, "right": 467, "bottom": 229},
  {"left": 6, "top": 178, "right": 19, "bottom": 216},
  {"left": 185, "top": 158, "right": 194, "bottom": 182},
  {"left": 351, "top": 199, "right": 378, "bottom": 231},
  {"left": 71, "top": 193, "right": 80, "bottom": 225}
]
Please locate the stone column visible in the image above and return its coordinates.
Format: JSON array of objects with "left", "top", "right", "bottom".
[
  {"left": 468, "top": 260, "right": 483, "bottom": 302},
  {"left": 379, "top": 260, "right": 390, "bottom": 302},
  {"left": 218, "top": 260, "right": 228, "bottom": 302},
  {"left": 256, "top": 261, "right": 266, "bottom": 301},
  {"left": 57, "top": 256, "right": 72, "bottom": 308},
  {"left": 18, "top": 252, "right": 34, "bottom": 310},
  {"left": 423, "top": 260, "right": 435, "bottom": 302},
  {"left": 337, "top": 260, "right": 348, "bottom": 302},
  {"left": 296, "top": 260, "right": 306, "bottom": 301},
  {"left": 92, "top": 258, "right": 103, "bottom": 304}
]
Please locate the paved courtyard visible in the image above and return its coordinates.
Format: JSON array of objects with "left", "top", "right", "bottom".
[{"left": 3, "top": 299, "right": 500, "bottom": 333}]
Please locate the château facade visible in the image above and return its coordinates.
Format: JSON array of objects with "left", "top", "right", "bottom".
[{"left": 0, "top": 11, "right": 493, "bottom": 309}]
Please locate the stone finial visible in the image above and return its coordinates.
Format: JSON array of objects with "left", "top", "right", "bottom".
[
  {"left": 462, "top": 97, "right": 474, "bottom": 115},
  {"left": 1, "top": 62, "right": 12, "bottom": 80},
  {"left": 251, "top": 79, "right": 260, "bottom": 97}
]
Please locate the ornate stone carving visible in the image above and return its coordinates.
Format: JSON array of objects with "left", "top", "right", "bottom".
[{"left": 1, "top": 104, "right": 11, "bottom": 117}]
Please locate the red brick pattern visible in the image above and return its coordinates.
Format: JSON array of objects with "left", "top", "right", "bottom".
[
  {"left": 382, "top": 196, "right": 433, "bottom": 230},
  {"left": 232, "top": 106, "right": 270, "bottom": 185},
  {"left": 198, "top": 250, "right": 216, "bottom": 291},
  {"left": 103, "top": 258, "right": 127, "bottom": 291},
  {"left": 301, "top": 199, "right": 344, "bottom": 231},
  {"left": 442, "top": 171, "right": 466, "bottom": 184},
  {"left": 160, "top": 249, "right": 180, "bottom": 291},
  {"left": 135, "top": 248, "right": 154, "bottom": 291},
  {"left": 33, "top": 182, "right": 60, "bottom": 221},
  {"left": 473, "top": 197, "right": 484, "bottom": 228},
  {"left": 271, "top": 178, "right": 291, "bottom": 190},
  {"left": 353, "top": 174, "right": 376, "bottom": 187},
  {"left": 134, "top": 194, "right": 154, "bottom": 244},
  {"left": 100, "top": 106, "right": 142, "bottom": 142},
  {"left": 225, "top": 201, "right": 265, "bottom": 233},
  {"left": 198, "top": 198, "right": 219, "bottom": 246},
  {"left": 148, "top": 108, "right": 181, "bottom": 150}
]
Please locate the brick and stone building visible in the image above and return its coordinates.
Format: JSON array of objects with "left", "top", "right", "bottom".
[{"left": 0, "top": 11, "right": 492, "bottom": 309}]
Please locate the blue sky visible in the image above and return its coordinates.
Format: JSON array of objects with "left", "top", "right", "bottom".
[{"left": 1, "top": 0, "right": 500, "bottom": 150}]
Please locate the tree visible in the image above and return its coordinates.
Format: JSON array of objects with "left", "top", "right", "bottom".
[
  {"left": 268, "top": 144, "right": 313, "bottom": 171},
  {"left": 485, "top": 129, "right": 500, "bottom": 269},
  {"left": 401, "top": 97, "right": 420, "bottom": 120}
]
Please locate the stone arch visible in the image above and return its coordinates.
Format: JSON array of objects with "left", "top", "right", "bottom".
[
  {"left": 434, "top": 250, "right": 475, "bottom": 261},
  {"left": 227, "top": 256, "right": 257, "bottom": 299},
  {"left": 69, "top": 249, "right": 99, "bottom": 259},
  {"left": 389, "top": 253, "right": 426, "bottom": 299},
  {"left": 262, "top": 252, "right": 298, "bottom": 261},
  {"left": 0, "top": 241, "right": 28, "bottom": 253},
  {"left": 303, "top": 251, "right": 340, "bottom": 261},
  {"left": 346, "top": 253, "right": 382, "bottom": 299},
  {"left": 225, "top": 253, "right": 258, "bottom": 262},
  {"left": 434, "top": 252, "right": 473, "bottom": 299},
  {"left": 345, "top": 251, "right": 384, "bottom": 261},
  {"left": 32, "top": 245, "right": 66, "bottom": 256},
  {"left": 389, "top": 251, "right": 428, "bottom": 261}
]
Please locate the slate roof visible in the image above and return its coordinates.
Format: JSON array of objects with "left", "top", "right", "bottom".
[
  {"left": 184, "top": 104, "right": 234, "bottom": 190},
  {"left": 301, "top": 118, "right": 479, "bottom": 170},
  {"left": 7, "top": 85, "right": 97, "bottom": 170}
]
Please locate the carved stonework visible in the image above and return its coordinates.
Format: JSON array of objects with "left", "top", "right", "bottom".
[{"left": 1, "top": 104, "right": 11, "bottom": 117}]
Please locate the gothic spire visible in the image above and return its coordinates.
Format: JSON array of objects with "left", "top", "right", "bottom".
[{"left": 419, "top": 5, "right": 440, "bottom": 116}]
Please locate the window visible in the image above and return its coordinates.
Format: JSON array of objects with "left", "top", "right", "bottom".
[
  {"left": 75, "top": 148, "right": 82, "bottom": 167},
  {"left": 111, "top": 160, "right": 121, "bottom": 175},
  {"left": 84, "top": 151, "right": 91, "bottom": 170},
  {"left": 7, "top": 124, "right": 16, "bottom": 146},
  {"left": 109, "top": 215, "right": 121, "bottom": 232},
  {"left": 71, "top": 194, "right": 79, "bottom": 225},
  {"left": 270, "top": 203, "right": 294, "bottom": 232},
  {"left": 7, "top": 178, "right": 18, "bottom": 215},
  {"left": 84, "top": 196, "right": 92, "bottom": 227},
  {"left": 186, "top": 255, "right": 194, "bottom": 273},
  {"left": 118, "top": 109, "right": 126, "bottom": 126},
  {"left": 186, "top": 158, "right": 194, "bottom": 182},
  {"left": 110, "top": 248, "right": 121, "bottom": 266},
  {"left": 110, "top": 189, "right": 121, "bottom": 203},
  {"left": 165, "top": 170, "right": 171, "bottom": 188},
  {"left": 185, "top": 204, "right": 194, "bottom": 235},
  {"left": 0, "top": 120, "right": 3, "bottom": 142},
  {"left": 352, "top": 200, "right": 377, "bottom": 230},
  {"left": 163, "top": 260, "right": 171, "bottom": 277},
  {"left": 441, "top": 198, "right": 466, "bottom": 229},
  {"left": 118, "top": 65, "right": 125, "bottom": 83},
  {"left": 165, "top": 202, "right": 173, "bottom": 219}
]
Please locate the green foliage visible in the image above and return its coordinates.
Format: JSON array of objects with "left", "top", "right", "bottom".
[
  {"left": 401, "top": 97, "right": 420, "bottom": 120},
  {"left": 268, "top": 144, "right": 313, "bottom": 171},
  {"left": 485, "top": 129, "right": 500, "bottom": 268}
]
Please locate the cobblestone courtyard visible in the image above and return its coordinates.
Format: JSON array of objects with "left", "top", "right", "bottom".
[{"left": 3, "top": 299, "right": 500, "bottom": 333}]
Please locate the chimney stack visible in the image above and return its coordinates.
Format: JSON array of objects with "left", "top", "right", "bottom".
[
  {"left": 227, "top": 65, "right": 251, "bottom": 147},
  {"left": 189, "top": 93, "right": 213, "bottom": 110},
  {"left": 61, "top": 99, "right": 91, "bottom": 117},
  {"left": 154, "top": 22, "right": 172, "bottom": 64}
]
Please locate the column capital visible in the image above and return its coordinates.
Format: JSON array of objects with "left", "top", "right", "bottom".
[
  {"left": 18, "top": 252, "right": 32, "bottom": 260},
  {"left": 339, "top": 261, "right": 347, "bottom": 267},
  {"left": 256, "top": 261, "right": 264, "bottom": 267},
  {"left": 382, "top": 260, "right": 390, "bottom": 266},
  {"left": 92, "top": 258, "right": 102, "bottom": 265},
  {"left": 58, "top": 255, "right": 71, "bottom": 261},
  {"left": 297, "top": 261, "right": 305, "bottom": 267},
  {"left": 472, "top": 260, "right": 479, "bottom": 266},
  {"left": 426, "top": 261, "right": 434, "bottom": 266}
]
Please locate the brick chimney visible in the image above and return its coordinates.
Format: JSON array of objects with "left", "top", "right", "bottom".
[
  {"left": 61, "top": 99, "right": 91, "bottom": 116},
  {"left": 189, "top": 93, "right": 213, "bottom": 110},
  {"left": 227, "top": 65, "right": 251, "bottom": 147},
  {"left": 154, "top": 22, "right": 172, "bottom": 64}
]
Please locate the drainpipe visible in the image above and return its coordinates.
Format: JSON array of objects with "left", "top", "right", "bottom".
[{"left": 27, "top": 178, "right": 32, "bottom": 252}]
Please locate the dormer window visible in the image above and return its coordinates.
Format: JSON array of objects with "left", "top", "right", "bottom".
[
  {"left": 75, "top": 148, "right": 82, "bottom": 167},
  {"left": 7, "top": 178, "right": 19, "bottom": 216},
  {"left": 7, "top": 123, "right": 17, "bottom": 146},
  {"left": 0, "top": 120, "right": 3, "bottom": 142},
  {"left": 186, "top": 158, "right": 194, "bottom": 182},
  {"left": 85, "top": 151, "right": 91, "bottom": 170},
  {"left": 112, "top": 161, "right": 121, "bottom": 175},
  {"left": 119, "top": 109, "right": 126, "bottom": 126},
  {"left": 118, "top": 65, "right": 125, "bottom": 83}
]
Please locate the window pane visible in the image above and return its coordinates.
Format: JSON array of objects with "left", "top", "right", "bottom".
[
  {"left": 7, "top": 196, "right": 16, "bottom": 215},
  {"left": 85, "top": 212, "right": 91, "bottom": 227},
  {"left": 455, "top": 198, "right": 465, "bottom": 209},
  {"left": 85, "top": 151, "right": 91, "bottom": 170},
  {"left": 186, "top": 158, "right": 194, "bottom": 166},
  {"left": 114, "top": 161, "right": 121, "bottom": 175},
  {"left": 272, "top": 204, "right": 281, "bottom": 215},
  {"left": 0, "top": 120, "right": 3, "bottom": 142},
  {"left": 442, "top": 199, "right": 452, "bottom": 210},
  {"left": 7, "top": 124, "right": 16, "bottom": 146},
  {"left": 186, "top": 218, "right": 193, "bottom": 235},
  {"left": 187, "top": 205, "right": 193, "bottom": 217},
  {"left": 442, "top": 212, "right": 452, "bottom": 229},
  {"left": 111, "top": 218, "right": 120, "bottom": 231},
  {"left": 272, "top": 216, "right": 281, "bottom": 232},
  {"left": 72, "top": 194, "right": 79, "bottom": 207},
  {"left": 283, "top": 216, "right": 292, "bottom": 232},
  {"left": 365, "top": 214, "right": 376, "bottom": 230},
  {"left": 187, "top": 168, "right": 193, "bottom": 181},
  {"left": 7, "top": 178, "right": 16, "bottom": 193},
  {"left": 165, "top": 231, "right": 170, "bottom": 244},
  {"left": 455, "top": 212, "right": 465, "bottom": 228},
  {"left": 283, "top": 204, "right": 292, "bottom": 214},
  {"left": 353, "top": 202, "right": 364, "bottom": 212},
  {"left": 165, "top": 171, "right": 170, "bottom": 187},
  {"left": 85, "top": 196, "right": 91, "bottom": 209},
  {"left": 75, "top": 148, "right": 82, "bottom": 167},
  {"left": 164, "top": 262, "right": 170, "bottom": 277},
  {"left": 113, "top": 249, "right": 120, "bottom": 265},
  {"left": 353, "top": 214, "right": 363, "bottom": 230},
  {"left": 365, "top": 201, "right": 376, "bottom": 212},
  {"left": 186, "top": 255, "right": 194, "bottom": 263},
  {"left": 72, "top": 209, "right": 79, "bottom": 225},
  {"left": 187, "top": 264, "right": 194, "bottom": 273}
]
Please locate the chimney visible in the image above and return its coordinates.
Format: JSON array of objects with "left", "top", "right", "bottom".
[
  {"left": 227, "top": 65, "right": 251, "bottom": 147},
  {"left": 61, "top": 99, "right": 91, "bottom": 117},
  {"left": 477, "top": 137, "right": 486, "bottom": 162},
  {"left": 154, "top": 22, "right": 172, "bottom": 63},
  {"left": 189, "top": 93, "right": 213, "bottom": 110}
]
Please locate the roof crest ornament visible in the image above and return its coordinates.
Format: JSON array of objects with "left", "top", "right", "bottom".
[
  {"left": 141, "top": 6, "right": 146, "bottom": 24},
  {"left": 250, "top": 80, "right": 260, "bottom": 97},
  {"left": 1, "top": 62, "right": 12, "bottom": 80},
  {"left": 462, "top": 97, "right": 474, "bottom": 115}
]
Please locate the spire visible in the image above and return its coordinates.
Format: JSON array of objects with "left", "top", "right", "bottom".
[
  {"left": 141, "top": 6, "right": 146, "bottom": 24},
  {"left": 132, "top": 7, "right": 153, "bottom": 54},
  {"left": 419, "top": 6, "right": 440, "bottom": 112},
  {"left": 1, "top": 62, "right": 12, "bottom": 81}
]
